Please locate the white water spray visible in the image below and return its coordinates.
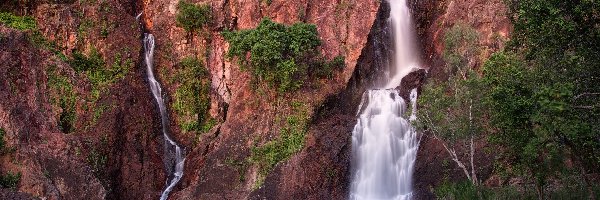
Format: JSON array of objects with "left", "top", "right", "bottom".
[
  {"left": 143, "top": 34, "right": 186, "bottom": 200},
  {"left": 350, "top": 0, "right": 420, "bottom": 199}
]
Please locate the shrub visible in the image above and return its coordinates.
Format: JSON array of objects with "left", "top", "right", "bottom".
[
  {"left": 223, "top": 18, "right": 344, "bottom": 92},
  {"left": 0, "top": 128, "right": 5, "bottom": 153},
  {"left": 250, "top": 101, "right": 309, "bottom": 186},
  {"left": 47, "top": 66, "right": 77, "bottom": 133},
  {"left": 0, "top": 12, "right": 36, "bottom": 31},
  {"left": 69, "top": 49, "right": 131, "bottom": 101},
  {"left": 70, "top": 49, "right": 105, "bottom": 73},
  {"left": 0, "top": 172, "right": 21, "bottom": 189},
  {"left": 172, "top": 57, "right": 211, "bottom": 133},
  {"left": 176, "top": 1, "right": 211, "bottom": 34}
]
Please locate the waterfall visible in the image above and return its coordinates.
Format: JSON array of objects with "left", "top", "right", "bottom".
[
  {"left": 349, "top": 0, "right": 419, "bottom": 199},
  {"left": 143, "top": 33, "right": 186, "bottom": 200}
]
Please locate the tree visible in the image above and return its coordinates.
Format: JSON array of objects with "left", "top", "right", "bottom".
[
  {"left": 417, "top": 23, "right": 485, "bottom": 186},
  {"left": 222, "top": 18, "right": 344, "bottom": 92},
  {"left": 175, "top": 1, "right": 211, "bottom": 36},
  {"left": 482, "top": 0, "right": 600, "bottom": 197}
]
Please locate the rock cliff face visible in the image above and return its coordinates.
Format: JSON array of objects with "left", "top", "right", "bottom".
[
  {"left": 0, "top": 0, "right": 512, "bottom": 199},
  {"left": 140, "top": 0, "right": 381, "bottom": 198}
]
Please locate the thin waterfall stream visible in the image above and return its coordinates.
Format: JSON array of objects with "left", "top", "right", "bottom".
[
  {"left": 349, "top": 0, "right": 420, "bottom": 199},
  {"left": 143, "top": 33, "right": 186, "bottom": 200}
]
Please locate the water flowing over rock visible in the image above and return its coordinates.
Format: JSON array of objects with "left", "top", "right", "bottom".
[
  {"left": 350, "top": 0, "right": 420, "bottom": 199},
  {"left": 143, "top": 33, "right": 186, "bottom": 200}
]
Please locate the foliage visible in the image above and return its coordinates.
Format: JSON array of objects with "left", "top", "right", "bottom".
[
  {"left": 0, "top": 172, "right": 21, "bottom": 189},
  {"left": 443, "top": 23, "right": 480, "bottom": 76},
  {"left": 70, "top": 49, "right": 131, "bottom": 101},
  {"left": 435, "top": 178, "right": 600, "bottom": 200},
  {"left": 47, "top": 66, "right": 77, "bottom": 133},
  {"left": 505, "top": 0, "right": 600, "bottom": 172},
  {"left": 0, "top": 12, "right": 36, "bottom": 31},
  {"left": 70, "top": 49, "right": 105, "bottom": 73},
  {"left": 417, "top": 23, "right": 486, "bottom": 185},
  {"left": 434, "top": 181, "right": 529, "bottom": 200},
  {"left": 172, "top": 57, "right": 212, "bottom": 134},
  {"left": 421, "top": 1, "right": 600, "bottom": 197},
  {"left": 176, "top": 1, "right": 211, "bottom": 34},
  {"left": 478, "top": 1, "right": 600, "bottom": 195},
  {"left": 223, "top": 18, "right": 344, "bottom": 92},
  {"left": 250, "top": 101, "right": 309, "bottom": 186},
  {"left": 0, "top": 128, "right": 5, "bottom": 154}
]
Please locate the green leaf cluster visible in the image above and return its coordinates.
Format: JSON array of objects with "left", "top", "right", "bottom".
[
  {"left": 0, "top": 12, "right": 36, "bottom": 31},
  {"left": 250, "top": 101, "right": 309, "bottom": 185},
  {"left": 223, "top": 18, "right": 344, "bottom": 92},
  {"left": 0, "top": 172, "right": 21, "bottom": 189},
  {"left": 172, "top": 57, "right": 212, "bottom": 134},
  {"left": 443, "top": 23, "right": 480, "bottom": 76},
  {"left": 0, "top": 128, "right": 5, "bottom": 153},
  {"left": 47, "top": 66, "right": 77, "bottom": 133},
  {"left": 483, "top": 0, "right": 600, "bottom": 188},
  {"left": 176, "top": 1, "right": 211, "bottom": 34},
  {"left": 69, "top": 49, "right": 131, "bottom": 101}
]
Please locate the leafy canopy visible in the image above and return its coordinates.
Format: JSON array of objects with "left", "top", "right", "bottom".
[
  {"left": 176, "top": 1, "right": 211, "bottom": 33},
  {"left": 223, "top": 18, "right": 344, "bottom": 92}
]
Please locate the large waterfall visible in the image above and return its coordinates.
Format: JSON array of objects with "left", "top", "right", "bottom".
[
  {"left": 143, "top": 34, "right": 186, "bottom": 200},
  {"left": 349, "top": 0, "right": 419, "bottom": 199}
]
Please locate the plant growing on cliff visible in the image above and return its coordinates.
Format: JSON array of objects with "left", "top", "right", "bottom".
[
  {"left": 0, "top": 128, "right": 5, "bottom": 154},
  {"left": 417, "top": 23, "right": 486, "bottom": 186},
  {"left": 0, "top": 12, "right": 36, "bottom": 31},
  {"left": 176, "top": 1, "right": 211, "bottom": 35},
  {"left": 222, "top": 18, "right": 344, "bottom": 92},
  {"left": 172, "top": 56, "right": 212, "bottom": 135},
  {"left": 443, "top": 23, "right": 480, "bottom": 77},
  {"left": 250, "top": 100, "right": 309, "bottom": 186},
  {"left": 0, "top": 171, "right": 21, "bottom": 189},
  {"left": 70, "top": 48, "right": 131, "bottom": 101},
  {"left": 47, "top": 65, "right": 77, "bottom": 133}
]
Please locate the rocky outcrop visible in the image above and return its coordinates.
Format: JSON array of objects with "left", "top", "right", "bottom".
[
  {"left": 0, "top": 26, "right": 106, "bottom": 200},
  {"left": 1, "top": 0, "right": 512, "bottom": 199},
  {"left": 140, "top": 0, "right": 382, "bottom": 198}
]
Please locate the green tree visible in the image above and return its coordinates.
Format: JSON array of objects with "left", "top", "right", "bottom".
[
  {"left": 482, "top": 0, "right": 600, "bottom": 197},
  {"left": 418, "top": 23, "right": 485, "bottom": 186},
  {"left": 175, "top": 1, "right": 211, "bottom": 36},
  {"left": 222, "top": 18, "right": 344, "bottom": 92}
]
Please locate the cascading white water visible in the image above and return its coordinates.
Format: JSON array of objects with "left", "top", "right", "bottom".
[
  {"left": 349, "top": 0, "right": 419, "bottom": 199},
  {"left": 385, "top": 0, "right": 418, "bottom": 88},
  {"left": 143, "top": 33, "right": 186, "bottom": 200}
]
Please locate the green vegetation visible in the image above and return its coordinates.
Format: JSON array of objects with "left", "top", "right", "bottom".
[
  {"left": 0, "top": 172, "right": 21, "bottom": 189},
  {"left": 250, "top": 101, "right": 309, "bottom": 186},
  {"left": 86, "top": 135, "right": 109, "bottom": 182},
  {"left": 420, "top": 0, "right": 600, "bottom": 198},
  {"left": 223, "top": 18, "right": 344, "bottom": 92},
  {"left": 442, "top": 23, "right": 480, "bottom": 76},
  {"left": 175, "top": 1, "right": 211, "bottom": 34},
  {"left": 435, "top": 179, "right": 600, "bottom": 200},
  {"left": 172, "top": 56, "right": 212, "bottom": 136},
  {"left": 0, "top": 12, "right": 36, "bottom": 31},
  {"left": 47, "top": 66, "right": 77, "bottom": 133},
  {"left": 0, "top": 128, "right": 5, "bottom": 153},
  {"left": 418, "top": 23, "right": 486, "bottom": 185},
  {"left": 70, "top": 49, "right": 131, "bottom": 101}
]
